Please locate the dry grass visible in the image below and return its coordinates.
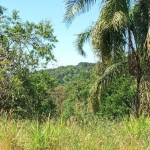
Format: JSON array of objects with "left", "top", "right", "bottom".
[{"left": 0, "top": 115, "right": 150, "bottom": 150}]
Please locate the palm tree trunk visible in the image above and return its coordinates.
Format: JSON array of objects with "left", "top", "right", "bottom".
[
  {"left": 148, "top": 0, "right": 150, "bottom": 55},
  {"left": 127, "top": 28, "right": 142, "bottom": 117},
  {"left": 138, "top": 0, "right": 150, "bottom": 116}
]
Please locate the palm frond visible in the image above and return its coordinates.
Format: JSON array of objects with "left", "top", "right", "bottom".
[
  {"left": 63, "top": 0, "right": 98, "bottom": 25},
  {"left": 89, "top": 60, "right": 128, "bottom": 113},
  {"left": 75, "top": 25, "right": 93, "bottom": 56},
  {"left": 112, "top": 11, "right": 128, "bottom": 31},
  {"left": 92, "top": 0, "right": 129, "bottom": 62},
  {"left": 99, "top": 61, "right": 128, "bottom": 87},
  {"left": 131, "top": 0, "right": 148, "bottom": 55}
]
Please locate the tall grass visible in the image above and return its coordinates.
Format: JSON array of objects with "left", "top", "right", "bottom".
[{"left": 0, "top": 115, "right": 150, "bottom": 150}]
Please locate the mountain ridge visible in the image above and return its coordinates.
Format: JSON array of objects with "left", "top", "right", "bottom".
[{"left": 46, "top": 62, "right": 95, "bottom": 85}]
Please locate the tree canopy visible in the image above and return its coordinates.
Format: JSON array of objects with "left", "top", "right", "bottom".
[{"left": 0, "top": 6, "right": 58, "bottom": 119}]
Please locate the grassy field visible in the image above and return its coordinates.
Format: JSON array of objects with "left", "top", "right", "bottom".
[{"left": 0, "top": 115, "right": 150, "bottom": 150}]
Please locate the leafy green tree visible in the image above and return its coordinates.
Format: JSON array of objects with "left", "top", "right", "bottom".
[
  {"left": 12, "top": 70, "right": 57, "bottom": 119},
  {"left": 0, "top": 6, "right": 58, "bottom": 119}
]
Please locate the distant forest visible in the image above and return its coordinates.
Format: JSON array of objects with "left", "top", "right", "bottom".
[{"left": 47, "top": 62, "right": 95, "bottom": 85}]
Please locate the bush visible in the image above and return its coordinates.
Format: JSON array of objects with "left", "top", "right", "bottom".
[{"left": 99, "top": 76, "right": 136, "bottom": 119}]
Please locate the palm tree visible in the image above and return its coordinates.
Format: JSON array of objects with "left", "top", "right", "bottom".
[
  {"left": 64, "top": 0, "right": 150, "bottom": 117},
  {"left": 63, "top": 0, "right": 98, "bottom": 25}
]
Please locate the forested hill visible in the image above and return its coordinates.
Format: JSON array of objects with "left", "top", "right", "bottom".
[{"left": 47, "top": 62, "right": 95, "bottom": 85}]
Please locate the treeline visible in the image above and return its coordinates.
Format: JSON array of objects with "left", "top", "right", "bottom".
[
  {"left": 47, "top": 62, "right": 95, "bottom": 85},
  {"left": 1, "top": 0, "right": 150, "bottom": 121}
]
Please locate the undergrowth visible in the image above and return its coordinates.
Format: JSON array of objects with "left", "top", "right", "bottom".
[{"left": 0, "top": 115, "right": 150, "bottom": 150}]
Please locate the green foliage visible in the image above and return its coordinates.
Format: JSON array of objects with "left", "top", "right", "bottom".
[
  {"left": 50, "top": 85, "right": 66, "bottom": 115},
  {"left": 63, "top": 0, "right": 150, "bottom": 117},
  {"left": 0, "top": 7, "right": 58, "bottom": 119},
  {"left": 0, "top": 115, "right": 150, "bottom": 150},
  {"left": 65, "top": 78, "right": 90, "bottom": 103},
  {"left": 1, "top": 65, "right": 57, "bottom": 120},
  {"left": 50, "top": 62, "right": 136, "bottom": 120},
  {"left": 14, "top": 70, "right": 57, "bottom": 119},
  {"left": 63, "top": 0, "right": 98, "bottom": 25},
  {"left": 47, "top": 62, "right": 95, "bottom": 85},
  {"left": 49, "top": 62, "right": 94, "bottom": 120},
  {"left": 75, "top": 25, "right": 93, "bottom": 56},
  {"left": 99, "top": 76, "right": 136, "bottom": 119},
  {"left": 62, "top": 78, "right": 90, "bottom": 120},
  {"left": 62, "top": 99, "right": 75, "bottom": 120}
]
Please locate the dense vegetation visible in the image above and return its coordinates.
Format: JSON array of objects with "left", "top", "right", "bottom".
[
  {"left": 1, "top": 0, "right": 150, "bottom": 149},
  {"left": 47, "top": 62, "right": 135, "bottom": 120},
  {"left": 0, "top": 115, "right": 150, "bottom": 150},
  {"left": 64, "top": 0, "right": 150, "bottom": 117},
  {"left": 49, "top": 62, "right": 95, "bottom": 120},
  {"left": 47, "top": 62, "right": 95, "bottom": 85},
  {"left": 1, "top": 0, "right": 150, "bottom": 120},
  {"left": 0, "top": 6, "right": 58, "bottom": 120}
]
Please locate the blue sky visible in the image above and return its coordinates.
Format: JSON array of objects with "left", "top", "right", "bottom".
[{"left": 0, "top": 0, "right": 100, "bottom": 68}]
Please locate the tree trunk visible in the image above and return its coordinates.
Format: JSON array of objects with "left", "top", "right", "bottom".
[
  {"left": 147, "top": 0, "right": 150, "bottom": 56},
  {"left": 127, "top": 28, "right": 142, "bottom": 117},
  {"left": 139, "top": 0, "right": 150, "bottom": 116}
]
